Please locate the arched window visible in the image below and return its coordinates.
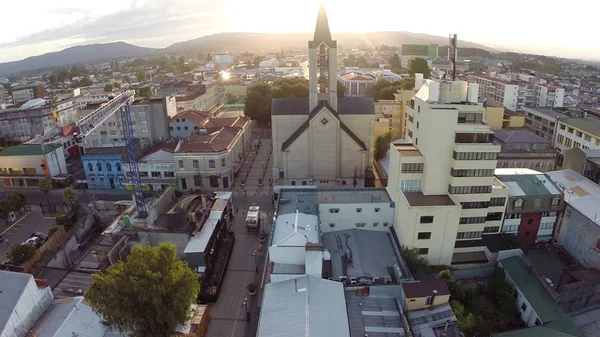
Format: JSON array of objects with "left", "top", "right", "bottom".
[
  {"left": 96, "top": 162, "right": 102, "bottom": 172},
  {"left": 116, "top": 163, "right": 122, "bottom": 172},
  {"left": 88, "top": 163, "right": 93, "bottom": 171},
  {"left": 107, "top": 163, "right": 112, "bottom": 172}
]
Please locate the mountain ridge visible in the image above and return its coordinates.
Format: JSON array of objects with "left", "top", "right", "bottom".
[{"left": 0, "top": 31, "right": 494, "bottom": 75}]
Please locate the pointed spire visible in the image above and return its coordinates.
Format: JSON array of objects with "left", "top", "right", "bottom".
[{"left": 313, "top": 5, "right": 332, "bottom": 44}]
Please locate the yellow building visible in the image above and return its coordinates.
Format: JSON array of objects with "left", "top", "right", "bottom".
[
  {"left": 484, "top": 102, "right": 525, "bottom": 130},
  {"left": 402, "top": 279, "right": 451, "bottom": 311},
  {"left": 0, "top": 144, "right": 67, "bottom": 187},
  {"left": 373, "top": 89, "right": 413, "bottom": 140}
]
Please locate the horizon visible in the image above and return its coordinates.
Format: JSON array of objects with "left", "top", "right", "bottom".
[{"left": 0, "top": 0, "right": 598, "bottom": 63}]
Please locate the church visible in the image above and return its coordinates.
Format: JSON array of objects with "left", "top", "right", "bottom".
[{"left": 271, "top": 6, "right": 375, "bottom": 187}]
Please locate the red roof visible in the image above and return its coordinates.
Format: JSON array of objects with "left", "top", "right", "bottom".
[
  {"left": 199, "top": 116, "right": 250, "bottom": 128},
  {"left": 172, "top": 110, "right": 210, "bottom": 124},
  {"left": 340, "top": 72, "right": 375, "bottom": 81},
  {"left": 176, "top": 127, "right": 241, "bottom": 153},
  {"left": 176, "top": 90, "right": 204, "bottom": 102}
]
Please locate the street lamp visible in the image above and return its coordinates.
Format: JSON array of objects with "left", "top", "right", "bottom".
[
  {"left": 253, "top": 250, "right": 258, "bottom": 272},
  {"left": 242, "top": 297, "right": 250, "bottom": 321}
]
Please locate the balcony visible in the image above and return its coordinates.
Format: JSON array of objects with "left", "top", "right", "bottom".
[{"left": 455, "top": 133, "right": 494, "bottom": 144}]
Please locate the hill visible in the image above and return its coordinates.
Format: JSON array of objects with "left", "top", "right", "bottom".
[{"left": 0, "top": 42, "right": 160, "bottom": 75}]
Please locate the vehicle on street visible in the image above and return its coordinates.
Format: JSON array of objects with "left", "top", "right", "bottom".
[
  {"left": 24, "top": 237, "right": 42, "bottom": 246},
  {"left": 30, "top": 232, "right": 48, "bottom": 241},
  {"left": 246, "top": 205, "right": 261, "bottom": 232},
  {"left": 543, "top": 276, "right": 554, "bottom": 288}
]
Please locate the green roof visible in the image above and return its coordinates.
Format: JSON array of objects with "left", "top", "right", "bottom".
[
  {"left": 496, "top": 174, "right": 561, "bottom": 196},
  {"left": 0, "top": 144, "right": 61, "bottom": 157},
  {"left": 492, "top": 326, "right": 579, "bottom": 337},
  {"left": 500, "top": 257, "right": 584, "bottom": 337}
]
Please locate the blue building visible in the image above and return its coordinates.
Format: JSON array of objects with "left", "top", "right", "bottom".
[{"left": 82, "top": 147, "right": 127, "bottom": 190}]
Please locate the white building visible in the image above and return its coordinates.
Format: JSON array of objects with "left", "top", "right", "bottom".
[
  {"left": 555, "top": 117, "right": 600, "bottom": 160},
  {"left": 175, "top": 81, "right": 219, "bottom": 114},
  {"left": 387, "top": 77, "right": 509, "bottom": 265},
  {"left": 214, "top": 53, "right": 234, "bottom": 65},
  {"left": 75, "top": 91, "right": 117, "bottom": 108},
  {"left": 0, "top": 271, "right": 54, "bottom": 337},
  {"left": 259, "top": 58, "right": 280, "bottom": 69},
  {"left": 271, "top": 7, "right": 374, "bottom": 187},
  {"left": 338, "top": 72, "right": 375, "bottom": 97},
  {"left": 81, "top": 97, "right": 175, "bottom": 150},
  {"left": 122, "top": 142, "right": 178, "bottom": 192}
]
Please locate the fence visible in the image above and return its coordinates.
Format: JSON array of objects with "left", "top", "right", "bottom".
[
  {"left": 20, "top": 226, "right": 69, "bottom": 273},
  {"left": 452, "top": 266, "right": 495, "bottom": 280}
]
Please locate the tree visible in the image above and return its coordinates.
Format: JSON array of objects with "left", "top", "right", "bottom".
[
  {"left": 104, "top": 83, "right": 113, "bottom": 92},
  {"left": 206, "top": 53, "right": 212, "bottom": 62},
  {"left": 408, "top": 57, "right": 430, "bottom": 79},
  {"left": 135, "top": 87, "right": 151, "bottom": 97},
  {"left": 63, "top": 187, "right": 77, "bottom": 208},
  {"left": 7, "top": 243, "right": 36, "bottom": 265},
  {"left": 48, "top": 74, "right": 58, "bottom": 85},
  {"left": 39, "top": 178, "right": 53, "bottom": 207},
  {"left": 400, "top": 246, "right": 429, "bottom": 273},
  {"left": 135, "top": 70, "right": 147, "bottom": 82},
  {"left": 244, "top": 78, "right": 309, "bottom": 126},
  {"left": 401, "top": 77, "right": 415, "bottom": 90},
  {"left": 12, "top": 192, "right": 26, "bottom": 212},
  {"left": 374, "top": 132, "right": 393, "bottom": 160},
  {"left": 337, "top": 81, "right": 346, "bottom": 98},
  {"left": 389, "top": 53, "right": 401, "bottom": 70},
  {"left": 86, "top": 243, "right": 199, "bottom": 337},
  {"left": 113, "top": 82, "right": 121, "bottom": 89}
]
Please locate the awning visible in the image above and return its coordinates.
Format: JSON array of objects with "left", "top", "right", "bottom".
[{"left": 451, "top": 251, "right": 488, "bottom": 265}]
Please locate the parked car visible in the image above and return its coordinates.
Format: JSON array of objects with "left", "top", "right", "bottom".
[
  {"left": 23, "top": 237, "right": 42, "bottom": 247},
  {"left": 30, "top": 232, "right": 48, "bottom": 241},
  {"left": 543, "top": 276, "right": 554, "bottom": 288}
]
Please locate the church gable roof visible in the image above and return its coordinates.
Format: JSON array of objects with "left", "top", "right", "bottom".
[
  {"left": 272, "top": 97, "right": 375, "bottom": 116},
  {"left": 309, "top": 6, "right": 335, "bottom": 48},
  {"left": 281, "top": 101, "right": 367, "bottom": 152}
]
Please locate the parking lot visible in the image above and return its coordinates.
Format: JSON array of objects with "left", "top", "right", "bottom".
[{"left": 0, "top": 211, "right": 57, "bottom": 259}]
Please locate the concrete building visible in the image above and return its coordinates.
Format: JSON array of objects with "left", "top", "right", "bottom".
[
  {"left": 374, "top": 100, "right": 403, "bottom": 139},
  {"left": 0, "top": 85, "right": 11, "bottom": 105},
  {"left": 0, "top": 271, "right": 54, "bottom": 337},
  {"left": 496, "top": 255, "right": 584, "bottom": 337},
  {"left": 0, "top": 96, "right": 78, "bottom": 140},
  {"left": 468, "top": 75, "right": 522, "bottom": 111},
  {"left": 338, "top": 72, "right": 375, "bottom": 97},
  {"left": 82, "top": 146, "right": 132, "bottom": 190},
  {"left": 174, "top": 116, "right": 252, "bottom": 191},
  {"left": 520, "top": 106, "right": 584, "bottom": 145},
  {"left": 401, "top": 44, "right": 438, "bottom": 59},
  {"left": 494, "top": 169, "right": 562, "bottom": 248},
  {"left": 0, "top": 144, "right": 67, "bottom": 187},
  {"left": 546, "top": 170, "right": 600, "bottom": 270},
  {"left": 394, "top": 89, "right": 414, "bottom": 138},
  {"left": 81, "top": 97, "right": 174, "bottom": 149},
  {"left": 562, "top": 148, "right": 600, "bottom": 184},
  {"left": 257, "top": 276, "right": 350, "bottom": 337},
  {"left": 175, "top": 81, "right": 219, "bottom": 113},
  {"left": 271, "top": 7, "right": 374, "bottom": 187},
  {"left": 387, "top": 78, "right": 509, "bottom": 266},
  {"left": 169, "top": 108, "right": 224, "bottom": 139},
  {"left": 11, "top": 84, "right": 45, "bottom": 104},
  {"left": 484, "top": 101, "right": 524, "bottom": 130},
  {"left": 75, "top": 91, "right": 115, "bottom": 107},
  {"left": 402, "top": 279, "right": 451, "bottom": 311},
  {"left": 214, "top": 53, "right": 234, "bottom": 65},
  {"left": 555, "top": 117, "right": 600, "bottom": 169},
  {"left": 537, "top": 83, "right": 565, "bottom": 109},
  {"left": 121, "top": 142, "right": 178, "bottom": 192},
  {"left": 494, "top": 129, "right": 557, "bottom": 172}
]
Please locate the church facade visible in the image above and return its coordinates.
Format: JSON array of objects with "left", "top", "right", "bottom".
[{"left": 271, "top": 6, "right": 375, "bottom": 187}]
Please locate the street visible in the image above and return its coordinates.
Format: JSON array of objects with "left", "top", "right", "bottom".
[
  {"left": 0, "top": 187, "right": 136, "bottom": 206},
  {"left": 0, "top": 210, "right": 57, "bottom": 260}
]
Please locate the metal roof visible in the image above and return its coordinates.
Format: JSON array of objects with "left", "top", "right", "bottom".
[
  {"left": 546, "top": 169, "right": 600, "bottom": 223},
  {"left": 0, "top": 271, "right": 34, "bottom": 335},
  {"left": 257, "top": 276, "right": 350, "bottom": 337},
  {"left": 0, "top": 144, "right": 60, "bottom": 157},
  {"left": 271, "top": 97, "right": 375, "bottom": 116},
  {"left": 272, "top": 211, "right": 319, "bottom": 247},
  {"left": 496, "top": 173, "right": 561, "bottom": 197}
]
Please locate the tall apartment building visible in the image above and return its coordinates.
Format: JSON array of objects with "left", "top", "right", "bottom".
[
  {"left": 555, "top": 117, "right": 600, "bottom": 168},
  {"left": 81, "top": 97, "right": 175, "bottom": 149},
  {"left": 0, "top": 96, "right": 78, "bottom": 140},
  {"left": 520, "top": 106, "right": 583, "bottom": 142},
  {"left": 214, "top": 53, "right": 234, "bottom": 65},
  {"left": 468, "top": 74, "right": 565, "bottom": 112},
  {"left": 387, "top": 78, "right": 509, "bottom": 265}
]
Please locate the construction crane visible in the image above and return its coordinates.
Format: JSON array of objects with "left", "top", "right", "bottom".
[{"left": 75, "top": 90, "right": 148, "bottom": 218}]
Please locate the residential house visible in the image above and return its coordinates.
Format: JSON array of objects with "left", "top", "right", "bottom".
[
  {"left": 0, "top": 145, "right": 67, "bottom": 188},
  {"left": 494, "top": 129, "right": 557, "bottom": 172}
]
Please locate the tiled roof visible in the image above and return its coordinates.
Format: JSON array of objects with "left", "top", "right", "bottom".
[
  {"left": 394, "top": 144, "right": 423, "bottom": 156},
  {"left": 176, "top": 90, "right": 204, "bottom": 102},
  {"left": 0, "top": 144, "right": 60, "bottom": 156},
  {"left": 176, "top": 127, "right": 241, "bottom": 153},
  {"left": 142, "top": 141, "right": 178, "bottom": 156},
  {"left": 271, "top": 97, "right": 375, "bottom": 116},
  {"left": 340, "top": 72, "right": 375, "bottom": 81},
  {"left": 402, "top": 279, "right": 450, "bottom": 298},
  {"left": 200, "top": 116, "right": 250, "bottom": 129},
  {"left": 172, "top": 110, "right": 210, "bottom": 124},
  {"left": 494, "top": 129, "right": 551, "bottom": 144}
]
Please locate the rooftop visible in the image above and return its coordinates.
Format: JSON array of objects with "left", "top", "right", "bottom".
[
  {"left": 257, "top": 276, "right": 350, "bottom": 337},
  {"left": 402, "top": 280, "right": 450, "bottom": 299},
  {"left": 171, "top": 110, "right": 209, "bottom": 124},
  {"left": 322, "top": 229, "right": 406, "bottom": 280},
  {"left": 495, "top": 173, "right": 561, "bottom": 197},
  {"left": 0, "top": 144, "right": 60, "bottom": 156},
  {"left": 199, "top": 116, "right": 249, "bottom": 129},
  {"left": 176, "top": 127, "right": 241, "bottom": 153},
  {"left": 271, "top": 211, "right": 319, "bottom": 247},
  {"left": 271, "top": 97, "right": 375, "bottom": 116},
  {"left": 470, "top": 74, "right": 520, "bottom": 85},
  {"left": 346, "top": 291, "right": 405, "bottom": 337},
  {"left": 561, "top": 117, "right": 600, "bottom": 137},
  {"left": 407, "top": 303, "right": 460, "bottom": 337},
  {"left": 340, "top": 72, "right": 375, "bottom": 81},
  {"left": 454, "top": 234, "right": 511, "bottom": 253},
  {"left": 175, "top": 90, "right": 205, "bottom": 102},
  {"left": 500, "top": 256, "right": 583, "bottom": 336},
  {"left": 394, "top": 144, "right": 423, "bottom": 157},
  {"left": 276, "top": 188, "right": 392, "bottom": 216},
  {"left": 403, "top": 191, "right": 456, "bottom": 207},
  {"left": 0, "top": 271, "right": 35, "bottom": 333},
  {"left": 522, "top": 106, "right": 581, "bottom": 120},
  {"left": 494, "top": 129, "right": 551, "bottom": 144},
  {"left": 546, "top": 169, "right": 600, "bottom": 223}
]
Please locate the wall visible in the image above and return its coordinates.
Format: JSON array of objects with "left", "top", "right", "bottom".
[
  {"left": 501, "top": 262, "right": 540, "bottom": 327},
  {"left": 485, "top": 106, "right": 505, "bottom": 130},
  {"left": 268, "top": 246, "right": 306, "bottom": 265},
  {"left": 318, "top": 202, "right": 394, "bottom": 233},
  {"left": 170, "top": 119, "right": 202, "bottom": 139},
  {"left": 405, "top": 294, "right": 451, "bottom": 311},
  {"left": 45, "top": 147, "right": 68, "bottom": 176},
  {"left": 270, "top": 274, "right": 304, "bottom": 283},
  {"left": 3, "top": 276, "right": 53, "bottom": 337},
  {"left": 83, "top": 154, "right": 125, "bottom": 190},
  {"left": 517, "top": 213, "right": 542, "bottom": 248},
  {"left": 557, "top": 205, "right": 600, "bottom": 269}
]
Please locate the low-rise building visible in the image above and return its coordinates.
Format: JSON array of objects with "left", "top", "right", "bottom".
[
  {"left": 174, "top": 116, "right": 252, "bottom": 191},
  {"left": 0, "top": 271, "right": 54, "bottom": 337},
  {"left": 175, "top": 81, "right": 218, "bottom": 113},
  {"left": 555, "top": 117, "right": 600, "bottom": 168},
  {"left": 484, "top": 101, "right": 524, "bottom": 130},
  {"left": 495, "top": 169, "right": 562, "bottom": 248},
  {"left": 169, "top": 110, "right": 215, "bottom": 139},
  {"left": 0, "top": 144, "right": 67, "bottom": 187},
  {"left": 11, "top": 84, "right": 45, "bottom": 104},
  {"left": 122, "top": 142, "right": 178, "bottom": 192},
  {"left": 494, "top": 129, "right": 556, "bottom": 172},
  {"left": 82, "top": 145, "right": 139, "bottom": 190},
  {"left": 403, "top": 280, "right": 461, "bottom": 337},
  {"left": 562, "top": 148, "right": 600, "bottom": 184},
  {"left": 338, "top": 72, "right": 375, "bottom": 97},
  {"left": 374, "top": 99, "right": 404, "bottom": 139}
]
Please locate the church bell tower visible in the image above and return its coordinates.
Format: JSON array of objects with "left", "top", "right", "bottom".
[{"left": 308, "top": 5, "right": 338, "bottom": 112}]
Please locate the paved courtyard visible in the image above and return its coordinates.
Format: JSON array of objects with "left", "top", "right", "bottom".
[{"left": 0, "top": 210, "right": 56, "bottom": 260}]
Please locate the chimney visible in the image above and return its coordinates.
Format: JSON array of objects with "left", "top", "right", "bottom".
[{"left": 431, "top": 289, "right": 438, "bottom": 304}]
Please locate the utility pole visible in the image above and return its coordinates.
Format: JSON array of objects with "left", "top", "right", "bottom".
[{"left": 242, "top": 297, "right": 250, "bottom": 321}]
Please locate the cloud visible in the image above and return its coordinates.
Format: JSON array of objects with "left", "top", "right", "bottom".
[{"left": 0, "top": 0, "right": 230, "bottom": 62}]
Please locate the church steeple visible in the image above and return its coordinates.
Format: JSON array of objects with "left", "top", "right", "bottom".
[{"left": 308, "top": 5, "right": 338, "bottom": 112}]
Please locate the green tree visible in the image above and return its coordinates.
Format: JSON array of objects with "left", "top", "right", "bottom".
[
  {"left": 401, "top": 77, "right": 415, "bottom": 90},
  {"left": 389, "top": 53, "right": 401, "bottom": 70},
  {"left": 206, "top": 53, "right": 212, "bottom": 62},
  {"left": 135, "top": 87, "right": 151, "bottom": 97},
  {"left": 337, "top": 81, "right": 346, "bottom": 98},
  {"left": 63, "top": 187, "right": 77, "bottom": 208},
  {"left": 7, "top": 243, "right": 36, "bottom": 265},
  {"left": 374, "top": 131, "right": 393, "bottom": 160},
  {"left": 39, "top": 178, "right": 53, "bottom": 207},
  {"left": 113, "top": 82, "right": 121, "bottom": 89},
  {"left": 135, "top": 70, "right": 147, "bottom": 82},
  {"left": 104, "top": 83, "right": 113, "bottom": 92},
  {"left": 408, "top": 57, "right": 430, "bottom": 79},
  {"left": 451, "top": 301, "right": 477, "bottom": 335},
  {"left": 85, "top": 243, "right": 199, "bottom": 337},
  {"left": 400, "top": 246, "right": 429, "bottom": 273},
  {"left": 12, "top": 192, "right": 26, "bottom": 212},
  {"left": 244, "top": 78, "right": 309, "bottom": 126}
]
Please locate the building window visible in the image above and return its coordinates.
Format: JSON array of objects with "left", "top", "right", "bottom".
[
  {"left": 459, "top": 217, "right": 487, "bottom": 224},
  {"left": 551, "top": 197, "right": 560, "bottom": 206},
  {"left": 209, "top": 176, "right": 219, "bottom": 188},
  {"left": 88, "top": 163, "right": 93, "bottom": 171},
  {"left": 521, "top": 303, "right": 528, "bottom": 312},
  {"left": 355, "top": 223, "right": 366, "bottom": 228},
  {"left": 177, "top": 127, "right": 181, "bottom": 130},
  {"left": 400, "top": 179, "right": 422, "bottom": 192},
  {"left": 401, "top": 163, "right": 424, "bottom": 173},
  {"left": 420, "top": 216, "right": 434, "bottom": 224},
  {"left": 416, "top": 122, "right": 419, "bottom": 129},
  {"left": 373, "top": 222, "right": 379, "bottom": 227},
  {"left": 356, "top": 208, "right": 362, "bottom": 213},
  {"left": 193, "top": 160, "right": 199, "bottom": 169},
  {"left": 329, "top": 208, "right": 340, "bottom": 213},
  {"left": 456, "top": 231, "right": 483, "bottom": 239},
  {"left": 503, "top": 225, "right": 518, "bottom": 232},
  {"left": 208, "top": 160, "right": 215, "bottom": 168},
  {"left": 151, "top": 171, "right": 161, "bottom": 177},
  {"left": 184, "top": 126, "right": 188, "bottom": 130},
  {"left": 453, "top": 151, "right": 498, "bottom": 160},
  {"left": 483, "top": 226, "right": 500, "bottom": 233},
  {"left": 164, "top": 172, "right": 175, "bottom": 177},
  {"left": 489, "top": 197, "right": 506, "bottom": 207},
  {"left": 90, "top": 177, "right": 95, "bottom": 185},
  {"left": 116, "top": 163, "right": 121, "bottom": 172},
  {"left": 96, "top": 163, "right": 102, "bottom": 171},
  {"left": 418, "top": 232, "right": 432, "bottom": 240},
  {"left": 221, "top": 158, "right": 226, "bottom": 167},
  {"left": 329, "top": 223, "right": 335, "bottom": 228},
  {"left": 374, "top": 208, "right": 380, "bottom": 212},
  {"left": 178, "top": 160, "right": 184, "bottom": 169},
  {"left": 383, "top": 222, "right": 389, "bottom": 227},
  {"left": 418, "top": 248, "right": 428, "bottom": 255},
  {"left": 106, "top": 163, "right": 112, "bottom": 172},
  {"left": 291, "top": 181, "right": 296, "bottom": 185},
  {"left": 451, "top": 168, "right": 494, "bottom": 177},
  {"left": 415, "top": 138, "right": 418, "bottom": 145},
  {"left": 425, "top": 296, "right": 434, "bottom": 305},
  {"left": 448, "top": 185, "right": 492, "bottom": 194},
  {"left": 514, "top": 199, "right": 524, "bottom": 208}
]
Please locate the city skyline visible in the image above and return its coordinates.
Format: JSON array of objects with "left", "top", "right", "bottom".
[{"left": 0, "top": 0, "right": 598, "bottom": 63}]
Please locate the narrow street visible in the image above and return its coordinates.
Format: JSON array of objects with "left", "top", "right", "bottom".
[{"left": 206, "top": 130, "right": 273, "bottom": 337}]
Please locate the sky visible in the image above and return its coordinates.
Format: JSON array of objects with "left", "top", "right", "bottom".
[{"left": 0, "top": 0, "right": 598, "bottom": 63}]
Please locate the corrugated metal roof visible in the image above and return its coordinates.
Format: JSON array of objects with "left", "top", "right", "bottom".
[
  {"left": 0, "top": 271, "right": 34, "bottom": 335},
  {"left": 257, "top": 276, "right": 350, "bottom": 337},
  {"left": 272, "top": 212, "right": 319, "bottom": 247}
]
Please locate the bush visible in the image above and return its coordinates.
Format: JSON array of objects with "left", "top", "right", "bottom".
[
  {"left": 247, "top": 282, "right": 257, "bottom": 293},
  {"left": 401, "top": 246, "right": 428, "bottom": 273},
  {"left": 7, "top": 243, "right": 36, "bottom": 265},
  {"left": 48, "top": 227, "right": 58, "bottom": 237}
]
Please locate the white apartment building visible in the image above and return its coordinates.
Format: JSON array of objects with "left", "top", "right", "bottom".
[
  {"left": 387, "top": 78, "right": 509, "bottom": 265},
  {"left": 338, "top": 72, "right": 376, "bottom": 97},
  {"left": 81, "top": 97, "right": 175, "bottom": 150},
  {"left": 75, "top": 91, "right": 117, "bottom": 108},
  {"left": 259, "top": 58, "right": 280, "bottom": 69},
  {"left": 468, "top": 74, "right": 565, "bottom": 112},
  {"left": 214, "top": 53, "right": 234, "bottom": 65},
  {"left": 555, "top": 117, "right": 600, "bottom": 165}
]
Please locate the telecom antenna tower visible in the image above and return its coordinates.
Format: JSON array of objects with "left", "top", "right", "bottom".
[{"left": 448, "top": 34, "right": 458, "bottom": 81}]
